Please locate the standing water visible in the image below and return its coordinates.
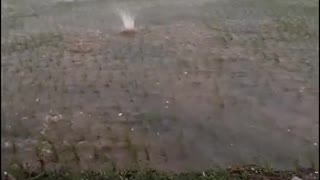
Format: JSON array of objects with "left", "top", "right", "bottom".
[{"left": 1, "top": 0, "right": 319, "bottom": 175}]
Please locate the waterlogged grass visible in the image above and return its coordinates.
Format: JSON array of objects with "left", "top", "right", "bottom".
[
  {"left": 1, "top": 32, "right": 63, "bottom": 54},
  {"left": 1, "top": 0, "right": 318, "bottom": 177},
  {"left": 4, "top": 166, "right": 318, "bottom": 180}
]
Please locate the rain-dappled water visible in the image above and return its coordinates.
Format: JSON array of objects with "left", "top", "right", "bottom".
[{"left": 1, "top": 0, "right": 319, "bottom": 172}]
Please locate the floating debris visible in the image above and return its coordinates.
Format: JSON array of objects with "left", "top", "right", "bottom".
[
  {"left": 44, "top": 149, "right": 52, "bottom": 154},
  {"left": 45, "top": 114, "right": 63, "bottom": 123},
  {"left": 291, "top": 176, "right": 302, "bottom": 180},
  {"left": 21, "top": 117, "right": 28, "bottom": 120},
  {"left": 299, "top": 86, "right": 305, "bottom": 93},
  {"left": 184, "top": 71, "right": 188, "bottom": 75},
  {"left": 4, "top": 142, "right": 10, "bottom": 148},
  {"left": 118, "top": 113, "right": 123, "bottom": 117},
  {"left": 131, "top": 128, "right": 135, "bottom": 131}
]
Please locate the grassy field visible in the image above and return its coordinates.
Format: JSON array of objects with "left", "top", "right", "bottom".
[
  {"left": 1, "top": 0, "right": 319, "bottom": 176},
  {"left": 3, "top": 165, "right": 319, "bottom": 180}
]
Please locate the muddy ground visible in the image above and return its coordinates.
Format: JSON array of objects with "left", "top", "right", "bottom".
[{"left": 1, "top": 0, "right": 319, "bottom": 173}]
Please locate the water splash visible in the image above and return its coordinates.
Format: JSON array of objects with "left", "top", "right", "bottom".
[{"left": 116, "top": 8, "right": 136, "bottom": 32}]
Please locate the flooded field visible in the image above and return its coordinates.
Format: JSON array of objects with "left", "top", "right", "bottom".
[{"left": 1, "top": 0, "right": 319, "bottom": 173}]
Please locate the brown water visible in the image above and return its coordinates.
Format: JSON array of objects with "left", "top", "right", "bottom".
[{"left": 1, "top": 0, "right": 319, "bottom": 172}]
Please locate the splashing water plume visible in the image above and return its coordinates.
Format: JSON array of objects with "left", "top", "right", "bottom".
[{"left": 117, "top": 8, "right": 136, "bottom": 36}]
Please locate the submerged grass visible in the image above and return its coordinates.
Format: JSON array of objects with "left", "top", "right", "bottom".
[
  {"left": 4, "top": 166, "right": 318, "bottom": 180},
  {"left": 1, "top": 32, "right": 63, "bottom": 54}
]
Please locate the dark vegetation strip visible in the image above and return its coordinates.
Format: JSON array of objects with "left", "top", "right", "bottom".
[{"left": 4, "top": 165, "right": 318, "bottom": 180}]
